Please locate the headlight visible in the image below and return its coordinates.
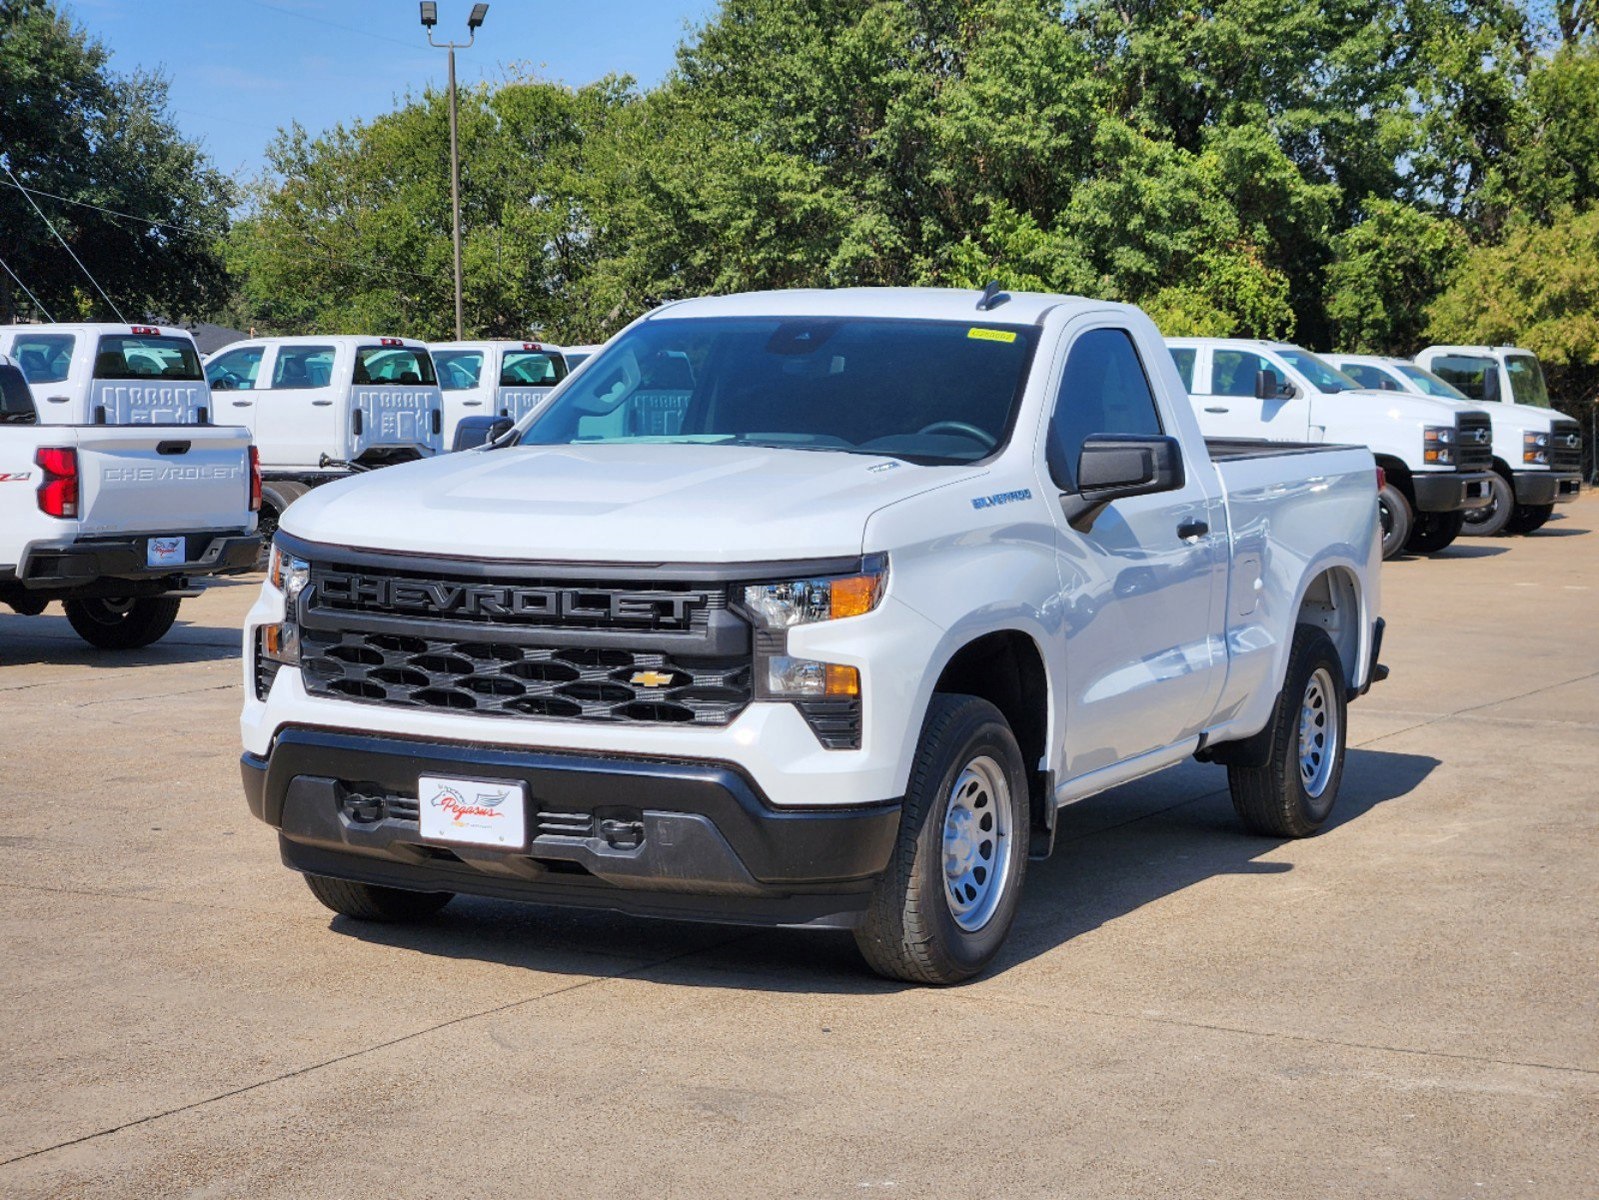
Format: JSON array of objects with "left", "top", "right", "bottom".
[
  {"left": 1524, "top": 431, "right": 1551, "bottom": 465},
  {"left": 742, "top": 557, "right": 887, "bottom": 628},
  {"left": 263, "top": 542, "right": 310, "bottom": 665},
  {"left": 1423, "top": 425, "right": 1455, "bottom": 466}
]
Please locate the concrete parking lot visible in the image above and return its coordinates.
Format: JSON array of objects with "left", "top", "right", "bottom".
[{"left": 2, "top": 500, "right": 1597, "bottom": 1199}]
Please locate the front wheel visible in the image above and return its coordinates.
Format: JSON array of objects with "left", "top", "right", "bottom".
[
  {"left": 64, "top": 596, "right": 182, "bottom": 650},
  {"left": 1405, "top": 511, "right": 1465, "bottom": 555},
  {"left": 303, "top": 874, "right": 454, "bottom": 922},
  {"left": 855, "top": 695, "right": 1029, "bottom": 985},
  {"left": 1227, "top": 625, "right": 1348, "bottom": 838},
  {"left": 1505, "top": 503, "right": 1553, "bottom": 534},
  {"left": 1461, "top": 472, "right": 1515, "bottom": 536},
  {"left": 1377, "top": 482, "right": 1413, "bottom": 560}
]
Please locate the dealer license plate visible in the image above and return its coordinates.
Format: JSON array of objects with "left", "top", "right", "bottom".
[
  {"left": 418, "top": 775, "right": 527, "bottom": 849},
  {"left": 147, "top": 536, "right": 186, "bottom": 567}
]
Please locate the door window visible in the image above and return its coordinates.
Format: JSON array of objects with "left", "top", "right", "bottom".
[
  {"left": 10, "top": 334, "right": 74, "bottom": 384},
  {"left": 206, "top": 346, "right": 265, "bottom": 391},
  {"left": 1167, "top": 347, "right": 1196, "bottom": 390},
  {"left": 1211, "top": 350, "right": 1280, "bottom": 397},
  {"left": 272, "top": 345, "right": 336, "bottom": 389},
  {"left": 433, "top": 350, "right": 483, "bottom": 390},
  {"left": 1049, "top": 329, "right": 1164, "bottom": 490}
]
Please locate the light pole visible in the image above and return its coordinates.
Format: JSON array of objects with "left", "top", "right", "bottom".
[{"left": 420, "top": 2, "right": 488, "bottom": 341}]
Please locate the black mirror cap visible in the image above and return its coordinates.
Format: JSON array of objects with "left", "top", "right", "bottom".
[
  {"left": 1255, "top": 368, "right": 1280, "bottom": 400},
  {"left": 1063, "top": 434, "right": 1184, "bottom": 530},
  {"left": 452, "top": 414, "right": 515, "bottom": 452}
]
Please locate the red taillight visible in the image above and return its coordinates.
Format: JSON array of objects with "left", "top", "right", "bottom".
[
  {"left": 248, "top": 446, "right": 262, "bottom": 512},
  {"left": 130, "top": 325, "right": 158, "bottom": 335},
  {"left": 36, "top": 447, "right": 79, "bottom": 518},
  {"left": 380, "top": 337, "right": 403, "bottom": 347},
  {"left": 1376, "top": 466, "right": 1387, "bottom": 492}
]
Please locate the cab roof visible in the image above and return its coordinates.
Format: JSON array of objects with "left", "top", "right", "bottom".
[{"left": 644, "top": 287, "right": 1126, "bottom": 326}]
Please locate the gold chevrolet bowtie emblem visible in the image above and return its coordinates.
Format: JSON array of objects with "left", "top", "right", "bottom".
[{"left": 630, "top": 670, "right": 676, "bottom": 688}]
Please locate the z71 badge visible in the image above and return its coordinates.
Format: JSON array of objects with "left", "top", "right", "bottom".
[{"left": 0, "top": 472, "right": 31, "bottom": 483}]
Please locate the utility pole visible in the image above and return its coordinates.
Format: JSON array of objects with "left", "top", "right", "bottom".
[{"left": 420, "top": 3, "right": 489, "bottom": 341}]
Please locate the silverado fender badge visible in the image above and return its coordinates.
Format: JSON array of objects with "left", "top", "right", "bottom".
[{"left": 971, "top": 488, "right": 1033, "bottom": 510}]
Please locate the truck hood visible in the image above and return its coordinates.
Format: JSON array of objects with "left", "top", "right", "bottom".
[
  {"left": 279, "top": 443, "right": 978, "bottom": 563},
  {"left": 1334, "top": 388, "right": 1469, "bottom": 424}
]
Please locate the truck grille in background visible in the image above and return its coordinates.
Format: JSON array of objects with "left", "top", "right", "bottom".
[
  {"left": 1552, "top": 421, "right": 1583, "bottom": 471},
  {"left": 299, "top": 629, "right": 752, "bottom": 726},
  {"left": 1455, "top": 412, "right": 1493, "bottom": 472}
]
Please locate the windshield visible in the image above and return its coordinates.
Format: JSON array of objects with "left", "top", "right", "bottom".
[
  {"left": 0, "top": 363, "right": 38, "bottom": 423},
  {"left": 1394, "top": 363, "right": 1469, "bottom": 400},
  {"left": 1506, "top": 354, "right": 1551, "bottom": 408},
  {"left": 1277, "top": 349, "right": 1358, "bottom": 393},
  {"left": 354, "top": 346, "right": 437, "bottom": 386},
  {"left": 433, "top": 350, "right": 483, "bottom": 390},
  {"left": 500, "top": 349, "right": 568, "bottom": 387},
  {"left": 521, "top": 316, "right": 1040, "bottom": 465},
  {"left": 93, "top": 334, "right": 203, "bottom": 381}
]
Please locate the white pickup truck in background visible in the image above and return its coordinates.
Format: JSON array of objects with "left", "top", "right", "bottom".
[
  {"left": 428, "top": 341, "right": 568, "bottom": 448},
  {"left": 1410, "top": 345, "right": 1584, "bottom": 534},
  {"left": 0, "top": 354, "right": 260, "bottom": 650},
  {"left": 0, "top": 323, "right": 213, "bottom": 426},
  {"left": 1167, "top": 338, "right": 1495, "bottom": 557},
  {"left": 241, "top": 287, "right": 1385, "bottom": 984},
  {"left": 203, "top": 336, "right": 445, "bottom": 543}
]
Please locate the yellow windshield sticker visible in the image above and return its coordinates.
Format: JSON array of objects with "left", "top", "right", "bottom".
[{"left": 967, "top": 327, "right": 1017, "bottom": 344}]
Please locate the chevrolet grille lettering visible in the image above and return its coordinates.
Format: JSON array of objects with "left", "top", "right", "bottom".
[{"left": 315, "top": 572, "right": 698, "bottom": 624}]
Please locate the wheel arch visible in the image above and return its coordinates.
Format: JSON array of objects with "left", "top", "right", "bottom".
[{"left": 1292, "top": 564, "right": 1365, "bottom": 692}]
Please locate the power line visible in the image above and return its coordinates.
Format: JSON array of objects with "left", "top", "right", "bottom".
[
  {"left": 2, "top": 161, "right": 127, "bottom": 322},
  {"left": 230, "top": 0, "right": 423, "bottom": 51},
  {"left": 0, "top": 252, "right": 55, "bottom": 321}
]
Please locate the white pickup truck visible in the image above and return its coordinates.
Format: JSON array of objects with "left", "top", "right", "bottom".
[
  {"left": 0, "top": 323, "right": 212, "bottom": 425},
  {"left": 1409, "top": 345, "right": 1584, "bottom": 534},
  {"left": 203, "top": 336, "right": 445, "bottom": 542},
  {"left": 1167, "top": 338, "right": 1495, "bottom": 557},
  {"left": 429, "top": 341, "right": 569, "bottom": 448},
  {"left": 0, "top": 355, "right": 260, "bottom": 649},
  {"left": 240, "top": 288, "right": 1385, "bottom": 984}
]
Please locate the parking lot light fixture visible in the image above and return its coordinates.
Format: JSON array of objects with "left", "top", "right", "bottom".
[{"left": 420, "top": 4, "right": 489, "bottom": 341}]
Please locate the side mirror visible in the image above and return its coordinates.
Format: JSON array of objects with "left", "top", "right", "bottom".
[
  {"left": 452, "top": 414, "right": 515, "bottom": 451},
  {"left": 1483, "top": 370, "right": 1502, "bottom": 403},
  {"left": 1255, "top": 369, "right": 1294, "bottom": 400},
  {"left": 1061, "top": 434, "right": 1184, "bottom": 530}
]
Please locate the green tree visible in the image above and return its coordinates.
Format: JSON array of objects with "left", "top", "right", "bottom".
[
  {"left": 0, "top": 0, "right": 233, "bottom": 323},
  {"left": 1325, "top": 200, "right": 1468, "bottom": 353}
]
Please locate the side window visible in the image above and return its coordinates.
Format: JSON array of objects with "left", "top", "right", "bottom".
[
  {"left": 11, "top": 334, "right": 74, "bottom": 384},
  {"left": 206, "top": 346, "right": 265, "bottom": 391},
  {"left": 1049, "top": 328, "right": 1164, "bottom": 490},
  {"left": 432, "top": 351, "right": 483, "bottom": 390},
  {"left": 1167, "top": 347, "right": 1196, "bottom": 391},
  {"left": 1342, "top": 364, "right": 1397, "bottom": 391},
  {"left": 272, "top": 345, "right": 336, "bottom": 390},
  {"left": 1212, "top": 350, "right": 1281, "bottom": 397},
  {"left": 1431, "top": 355, "right": 1492, "bottom": 401}
]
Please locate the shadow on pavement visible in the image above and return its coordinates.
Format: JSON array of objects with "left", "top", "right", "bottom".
[
  {"left": 328, "top": 747, "right": 1439, "bottom": 992},
  {"left": 1525, "top": 526, "right": 1590, "bottom": 537},
  {"left": 0, "top": 612, "right": 239, "bottom": 669},
  {"left": 1415, "top": 544, "right": 1509, "bottom": 559}
]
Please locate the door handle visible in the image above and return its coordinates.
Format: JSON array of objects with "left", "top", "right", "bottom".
[
  {"left": 312, "top": 400, "right": 332, "bottom": 406},
  {"left": 1177, "top": 519, "right": 1209, "bottom": 541},
  {"left": 231, "top": 400, "right": 253, "bottom": 407},
  {"left": 464, "top": 400, "right": 483, "bottom": 407},
  {"left": 1203, "top": 406, "right": 1229, "bottom": 414}
]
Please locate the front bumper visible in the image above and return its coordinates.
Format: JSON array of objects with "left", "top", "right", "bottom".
[
  {"left": 244, "top": 726, "right": 902, "bottom": 928},
  {"left": 18, "top": 532, "right": 259, "bottom": 588},
  {"left": 1510, "top": 471, "right": 1583, "bottom": 506},
  {"left": 1411, "top": 470, "right": 1493, "bottom": 513}
]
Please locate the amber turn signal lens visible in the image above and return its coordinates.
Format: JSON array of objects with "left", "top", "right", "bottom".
[
  {"left": 829, "top": 574, "right": 880, "bottom": 619},
  {"left": 824, "top": 664, "right": 860, "bottom": 696}
]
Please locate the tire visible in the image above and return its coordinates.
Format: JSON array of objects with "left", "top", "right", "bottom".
[
  {"left": 1461, "top": 472, "right": 1515, "bottom": 536},
  {"left": 854, "top": 695, "right": 1029, "bottom": 985},
  {"left": 1227, "top": 625, "right": 1348, "bottom": 839},
  {"left": 64, "top": 596, "right": 182, "bottom": 650},
  {"left": 257, "top": 481, "right": 310, "bottom": 565},
  {"left": 1505, "top": 503, "right": 1553, "bottom": 534},
  {"left": 1377, "top": 482, "right": 1413, "bottom": 560},
  {"left": 303, "top": 874, "right": 454, "bottom": 922},
  {"left": 1404, "top": 510, "right": 1464, "bottom": 555}
]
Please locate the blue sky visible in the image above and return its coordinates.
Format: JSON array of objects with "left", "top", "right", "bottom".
[{"left": 67, "top": 0, "right": 715, "bottom": 181}]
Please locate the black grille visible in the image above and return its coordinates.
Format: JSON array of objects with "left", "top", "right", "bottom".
[
  {"left": 299, "top": 629, "right": 751, "bottom": 726},
  {"left": 254, "top": 630, "right": 281, "bottom": 701},
  {"left": 1552, "top": 421, "right": 1582, "bottom": 471},
  {"left": 1455, "top": 412, "right": 1493, "bottom": 472}
]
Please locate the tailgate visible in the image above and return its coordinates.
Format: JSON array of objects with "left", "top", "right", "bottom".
[
  {"left": 86, "top": 379, "right": 210, "bottom": 425},
  {"left": 494, "top": 384, "right": 556, "bottom": 424},
  {"left": 73, "top": 426, "right": 253, "bottom": 536},
  {"left": 351, "top": 386, "right": 443, "bottom": 456}
]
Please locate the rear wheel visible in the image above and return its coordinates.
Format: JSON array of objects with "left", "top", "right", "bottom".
[
  {"left": 257, "top": 481, "right": 310, "bottom": 565},
  {"left": 1505, "top": 503, "right": 1553, "bottom": 534},
  {"left": 64, "top": 596, "right": 181, "bottom": 650},
  {"left": 1377, "top": 482, "right": 1413, "bottom": 560},
  {"left": 855, "top": 695, "right": 1029, "bottom": 985},
  {"left": 1228, "top": 626, "right": 1348, "bottom": 838},
  {"left": 1461, "top": 472, "right": 1515, "bottom": 536},
  {"left": 1405, "top": 511, "right": 1465, "bottom": 555},
  {"left": 303, "top": 874, "right": 454, "bottom": 922}
]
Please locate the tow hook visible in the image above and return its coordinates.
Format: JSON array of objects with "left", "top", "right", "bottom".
[{"left": 599, "top": 818, "right": 645, "bottom": 849}]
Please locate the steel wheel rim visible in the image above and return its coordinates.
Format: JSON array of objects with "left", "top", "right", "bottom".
[
  {"left": 1463, "top": 486, "right": 1500, "bottom": 528},
  {"left": 1298, "top": 667, "right": 1339, "bottom": 799},
  {"left": 941, "top": 754, "right": 1013, "bottom": 932}
]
